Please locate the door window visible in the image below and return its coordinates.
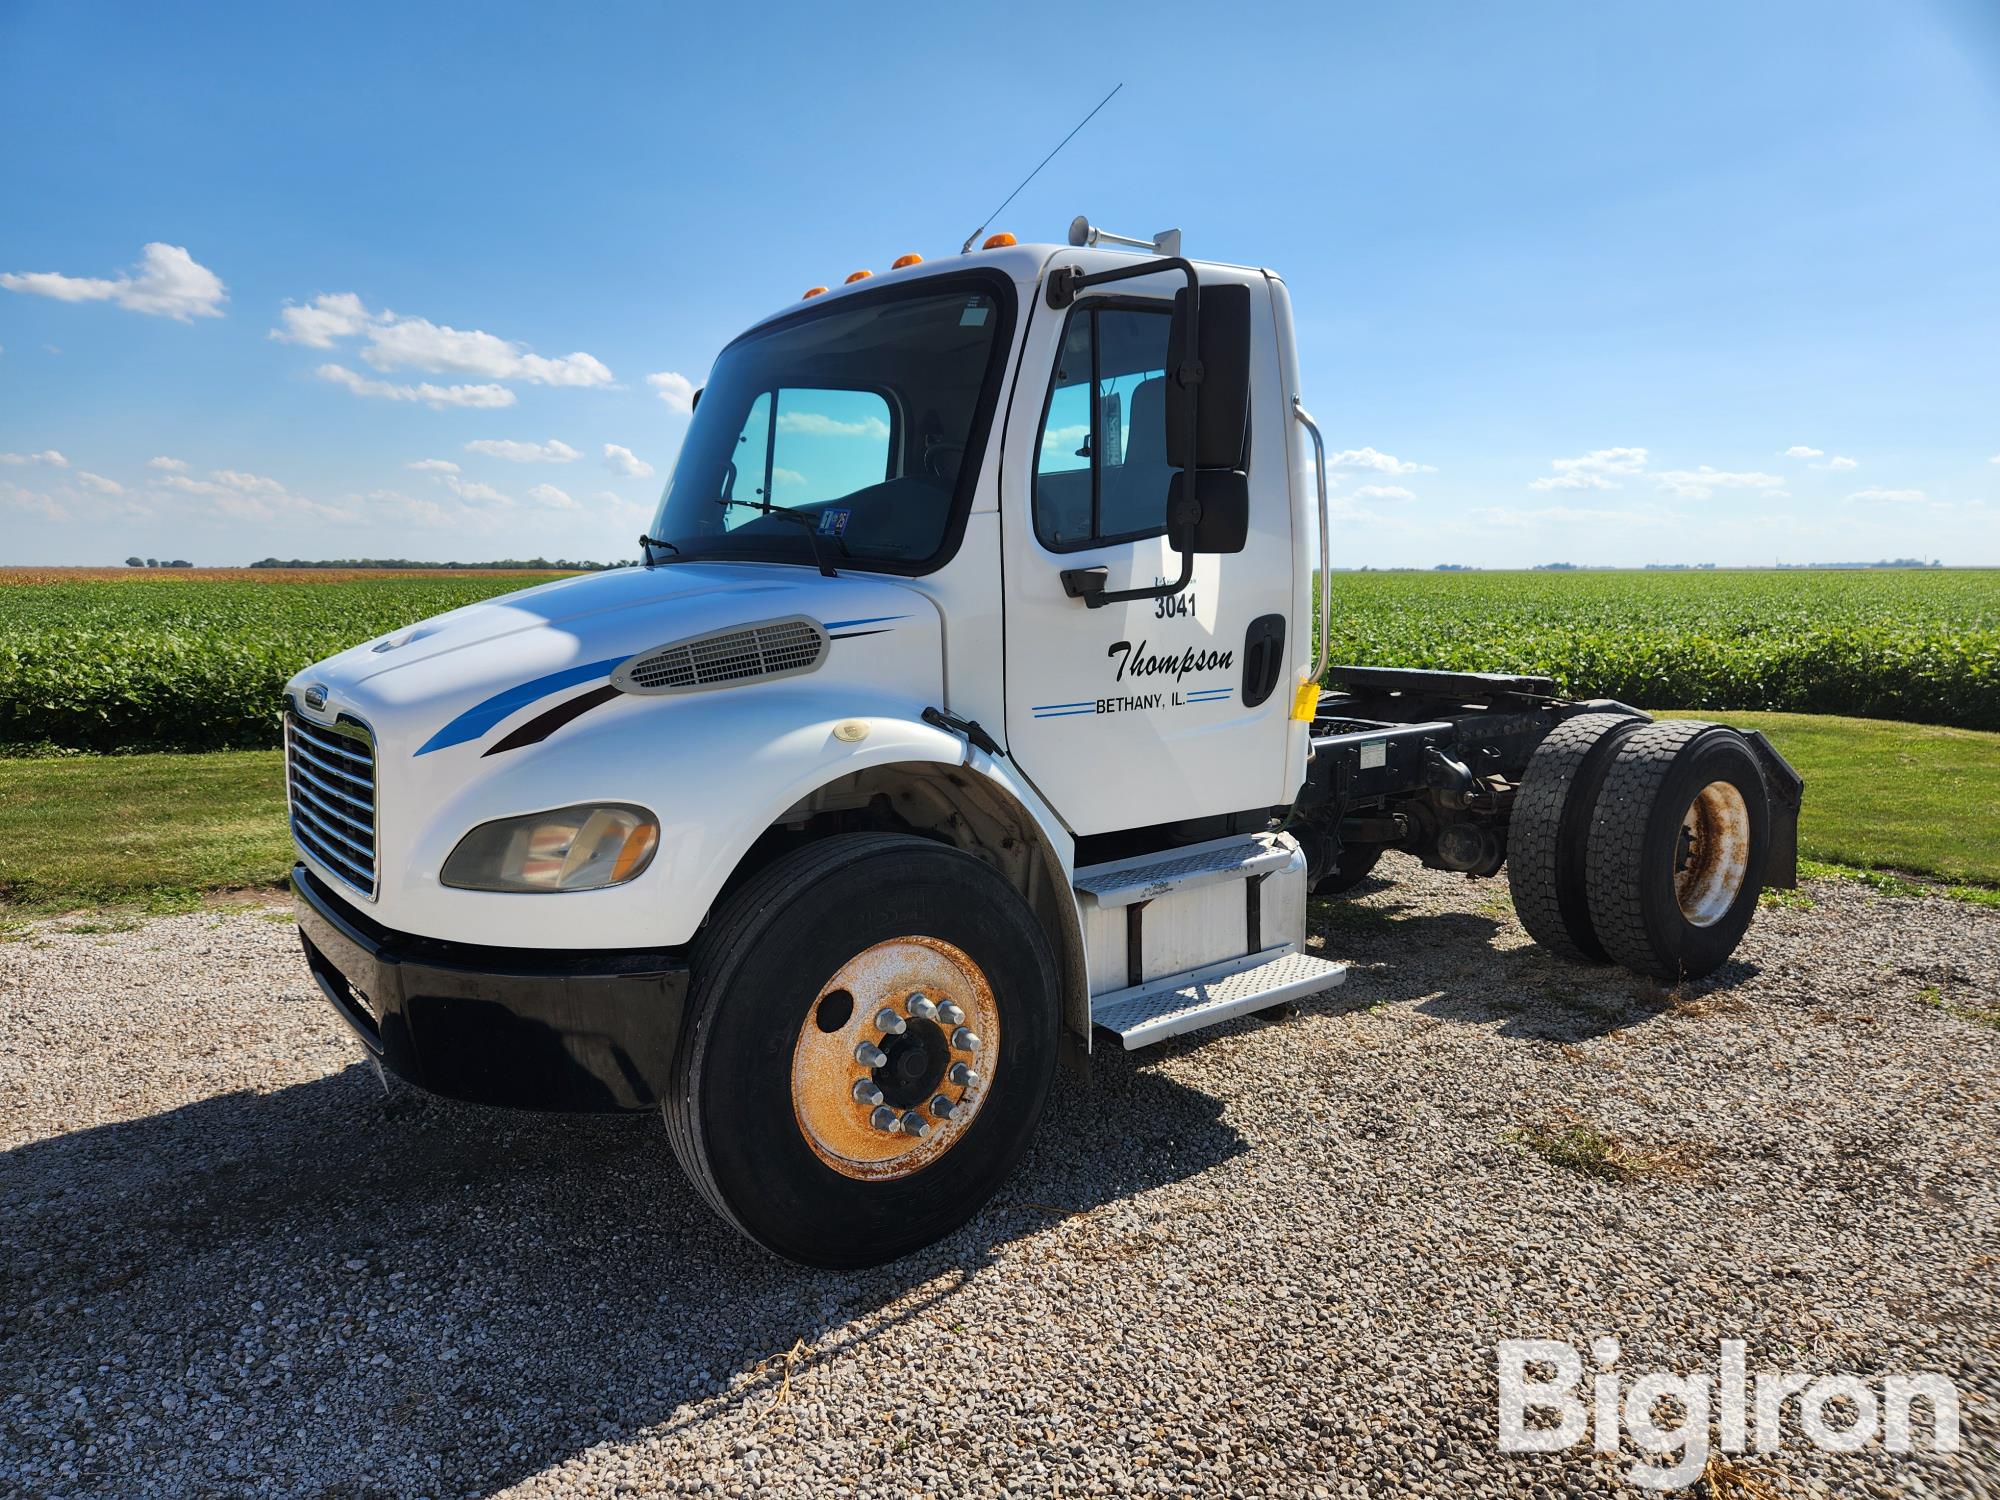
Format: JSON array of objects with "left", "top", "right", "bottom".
[{"left": 1033, "top": 304, "right": 1174, "bottom": 550}]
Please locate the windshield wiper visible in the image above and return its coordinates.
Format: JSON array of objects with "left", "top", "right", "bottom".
[
  {"left": 638, "top": 533, "right": 683, "bottom": 566},
  {"left": 716, "top": 498, "right": 841, "bottom": 578}
]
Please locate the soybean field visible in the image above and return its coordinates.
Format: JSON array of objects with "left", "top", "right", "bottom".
[{"left": 0, "top": 566, "right": 1994, "bottom": 753}]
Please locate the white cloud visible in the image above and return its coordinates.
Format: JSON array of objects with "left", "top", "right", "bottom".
[
  {"left": 1, "top": 480, "right": 69, "bottom": 521},
  {"left": 76, "top": 471, "right": 126, "bottom": 495},
  {"left": 316, "top": 363, "right": 516, "bottom": 409},
  {"left": 1330, "top": 446, "right": 1434, "bottom": 475},
  {"left": 771, "top": 466, "right": 807, "bottom": 488},
  {"left": 1846, "top": 487, "right": 1927, "bottom": 505},
  {"left": 276, "top": 292, "right": 611, "bottom": 387},
  {"left": 647, "top": 371, "right": 697, "bottom": 411},
  {"left": 1652, "top": 466, "right": 1787, "bottom": 499},
  {"left": 1353, "top": 484, "right": 1417, "bottom": 502},
  {"left": 155, "top": 467, "right": 355, "bottom": 524},
  {"left": 1041, "top": 424, "right": 1089, "bottom": 453},
  {"left": 0, "top": 449, "right": 68, "bottom": 468},
  {"left": 269, "top": 292, "right": 377, "bottom": 348},
  {"left": 0, "top": 242, "right": 227, "bottom": 321},
  {"left": 146, "top": 455, "right": 188, "bottom": 472},
  {"left": 1528, "top": 447, "right": 1648, "bottom": 492},
  {"left": 1990, "top": 454, "right": 2000, "bottom": 466},
  {"left": 1814, "top": 455, "right": 1858, "bottom": 472},
  {"left": 406, "top": 458, "right": 461, "bottom": 474},
  {"left": 435, "top": 473, "right": 512, "bottom": 506},
  {"left": 776, "top": 410, "right": 891, "bottom": 439},
  {"left": 464, "top": 438, "right": 580, "bottom": 464},
  {"left": 603, "top": 443, "right": 655, "bottom": 479},
  {"left": 526, "top": 482, "right": 580, "bottom": 510},
  {"left": 1782, "top": 445, "right": 1823, "bottom": 459}
]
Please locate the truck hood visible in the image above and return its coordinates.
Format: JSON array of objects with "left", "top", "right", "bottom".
[{"left": 286, "top": 562, "right": 937, "bottom": 759}]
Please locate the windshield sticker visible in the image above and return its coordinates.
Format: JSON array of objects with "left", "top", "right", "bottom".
[
  {"left": 959, "top": 301, "right": 990, "bottom": 326},
  {"left": 817, "top": 508, "right": 852, "bottom": 537}
]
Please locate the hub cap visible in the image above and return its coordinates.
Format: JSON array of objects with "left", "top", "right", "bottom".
[
  {"left": 791, "top": 936, "right": 997, "bottom": 1181},
  {"left": 1674, "top": 779, "right": 1751, "bottom": 927}
]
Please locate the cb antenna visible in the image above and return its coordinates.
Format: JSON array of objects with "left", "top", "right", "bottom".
[{"left": 960, "top": 82, "right": 1123, "bottom": 254}]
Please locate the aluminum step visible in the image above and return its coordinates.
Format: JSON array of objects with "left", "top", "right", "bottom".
[
  {"left": 1092, "top": 947, "right": 1349, "bottom": 1050},
  {"left": 1072, "top": 832, "right": 1297, "bottom": 910}
]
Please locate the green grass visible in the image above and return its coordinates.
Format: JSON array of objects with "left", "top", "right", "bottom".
[
  {"left": 1658, "top": 710, "right": 2000, "bottom": 889},
  {"left": 0, "top": 709, "right": 1993, "bottom": 915},
  {"left": 0, "top": 750, "right": 291, "bottom": 912}
]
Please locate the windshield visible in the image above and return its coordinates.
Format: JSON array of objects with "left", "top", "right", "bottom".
[{"left": 648, "top": 272, "right": 1014, "bottom": 573}]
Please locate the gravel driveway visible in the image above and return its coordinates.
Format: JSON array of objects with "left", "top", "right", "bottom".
[{"left": 3, "top": 864, "right": 1995, "bottom": 1498}]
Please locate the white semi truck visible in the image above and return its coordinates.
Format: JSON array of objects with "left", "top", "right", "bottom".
[{"left": 285, "top": 221, "right": 1802, "bottom": 1267}]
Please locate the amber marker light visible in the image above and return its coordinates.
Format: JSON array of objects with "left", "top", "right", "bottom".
[
  {"left": 891, "top": 253, "right": 923, "bottom": 269},
  {"left": 802, "top": 285, "right": 828, "bottom": 299},
  {"left": 844, "top": 269, "right": 873, "bottom": 283},
  {"left": 981, "top": 232, "right": 1016, "bottom": 249}
]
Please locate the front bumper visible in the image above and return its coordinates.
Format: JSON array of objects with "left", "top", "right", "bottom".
[{"left": 292, "top": 864, "right": 690, "bottom": 1112}]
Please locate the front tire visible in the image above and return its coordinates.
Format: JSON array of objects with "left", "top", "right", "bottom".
[
  {"left": 665, "top": 833, "right": 1059, "bottom": 1267},
  {"left": 1584, "top": 721, "right": 1771, "bottom": 981}
]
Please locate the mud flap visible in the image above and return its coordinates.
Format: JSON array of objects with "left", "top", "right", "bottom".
[{"left": 1742, "top": 730, "right": 1804, "bottom": 888}]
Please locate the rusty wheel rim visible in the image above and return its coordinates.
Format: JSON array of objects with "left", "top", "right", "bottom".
[
  {"left": 1674, "top": 779, "right": 1751, "bottom": 927},
  {"left": 791, "top": 935, "right": 997, "bottom": 1182}
]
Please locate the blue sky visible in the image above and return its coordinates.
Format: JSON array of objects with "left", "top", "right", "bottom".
[{"left": 2, "top": 0, "right": 1996, "bottom": 568}]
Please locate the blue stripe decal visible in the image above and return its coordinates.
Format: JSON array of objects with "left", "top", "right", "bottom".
[
  {"left": 1032, "top": 707, "right": 1100, "bottom": 718},
  {"left": 1029, "top": 699, "right": 1099, "bottom": 712},
  {"left": 822, "top": 614, "right": 908, "bottom": 631},
  {"left": 1186, "top": 690, "right": 1234, "bottom": 701},
  {"left": 415, "top": 656, "right": 626, "bottom": 756}
]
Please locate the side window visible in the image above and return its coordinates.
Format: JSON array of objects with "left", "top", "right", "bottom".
[
  {"left": 1033, "top": 304, "right": 1173, "bottom": 550},
  {"left": 771, "top": 388, "right": 894, "bottom": 506},
  {"left": 722, "top": 392, "right": 772, "bottom": 529},
  {"left": 722, "top": 388, "right": 894, "bottom": 528}
]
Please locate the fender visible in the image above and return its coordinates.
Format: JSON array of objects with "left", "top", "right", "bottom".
[{"left": 374, "top": 677, "right": 1084, "bottom": 972}]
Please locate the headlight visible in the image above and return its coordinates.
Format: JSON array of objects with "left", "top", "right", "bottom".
[{"left": 441, "top": 804, "right": 659, "bottom": 893}]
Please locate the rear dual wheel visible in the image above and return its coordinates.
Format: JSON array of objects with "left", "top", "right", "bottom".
[
  {"left": 1511, "top": 717, "right": 1770, "bottom": 981},
  {"left": 665, "top": 833, "right": 1058, "bottom": 1268}
]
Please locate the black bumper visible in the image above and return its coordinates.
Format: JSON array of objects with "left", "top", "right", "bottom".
[{"left": 292, "top": 864, "right": 690, "bottom": 1112}]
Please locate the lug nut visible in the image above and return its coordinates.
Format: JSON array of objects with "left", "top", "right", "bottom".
[
  {"left": 853, "top": 1079, "right": 884, "bottom": 1107},
  {"left": 948, "top": 1062, "right": 979, "bottom": 1087},
  {"left": 900, "top": 1111, "right": 930, "bottom": 1138},
  {"left": 855, "top": 1041, "right": 889, "bottom": 1069},
  {"left": 873, "top": 1008, "right": 907, "bottom": 1036},
  {"left": 930, "top": 1094, "right": 956, "bottom": 1120},
  {"left": 951, "top": 1027, "right": 981, "bottom": 1053},
  {"left": 936, "top": 1000, "right": 966, "bottom": 1026},
  {"left": 869, "top": 1105, "right": 903, "bottom": 1133},
  {"left": 906, "top": 992, "right": 938, "bottom": 1021}
]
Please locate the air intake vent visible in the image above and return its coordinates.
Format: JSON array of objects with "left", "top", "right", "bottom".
[{"left": 613, "top": 616, "right": 828, "bottom": 696}]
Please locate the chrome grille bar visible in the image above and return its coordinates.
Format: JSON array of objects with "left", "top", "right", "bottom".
[{"left": 286, "top": 710, "right": 378, "bottom": 898}]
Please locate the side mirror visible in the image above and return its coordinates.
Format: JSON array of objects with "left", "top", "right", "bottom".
[
  {"left": 1166, "top": 283, "right": 1251, "bottom": 470},
  {"left": 690, "top": 386, "right": 703, "bottom": 412},
  {"left": 1168, "top": 470, "right": 1249, "bottom": 554}
]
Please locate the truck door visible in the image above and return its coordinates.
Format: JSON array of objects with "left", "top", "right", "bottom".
[{"left": 998, "top": 259, "right": 1298, "bottom": 836}]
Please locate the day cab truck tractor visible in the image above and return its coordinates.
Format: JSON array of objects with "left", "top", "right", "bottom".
[{"left": 284, "top": 218, "right": 1803, "bottom": 1268}]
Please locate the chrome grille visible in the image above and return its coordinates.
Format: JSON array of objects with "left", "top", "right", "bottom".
[
  {"left": 286, "top": 711, "right": 378, "bottom": 898},
  {"left": 614, "top": 618, "right": 826, "bottom": 696}
]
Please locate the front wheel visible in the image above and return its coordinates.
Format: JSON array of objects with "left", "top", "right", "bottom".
[{"left": 664, "top": 833, "right": 1059, "bottom": 1267}]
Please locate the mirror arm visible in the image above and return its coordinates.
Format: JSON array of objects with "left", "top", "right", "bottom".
[{"left": 1063, "top": 548, "right": 1194, "bottom": 611}]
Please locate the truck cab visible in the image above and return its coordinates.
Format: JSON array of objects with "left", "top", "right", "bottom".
[{"left": 286, "top": 224, "right": 1798, "bottom": 1267}]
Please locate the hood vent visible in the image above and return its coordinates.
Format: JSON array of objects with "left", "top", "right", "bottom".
[{"left": 612, "top": 616, "right": 828, "bottom": 696}]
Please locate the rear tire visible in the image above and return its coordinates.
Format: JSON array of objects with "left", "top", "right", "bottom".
[
  {"left": 1584, "top": 721, "right": 1771, "bottom": 981},
  {"left": 665, "top": 833, "right": 1059, "bottom": 1267},
  {"left": 1508, "top": 712, "right": 1646, "bottom": 963}
]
